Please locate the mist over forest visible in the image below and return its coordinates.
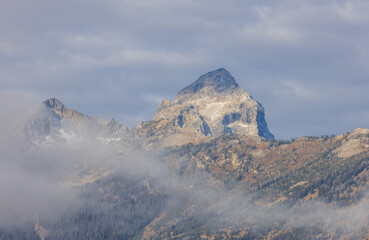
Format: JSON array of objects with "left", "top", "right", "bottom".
[{"left": 1, "top": 95, "right": 369, "bottom": 239}]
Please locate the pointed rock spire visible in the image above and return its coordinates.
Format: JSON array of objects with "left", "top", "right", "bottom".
[{"left": 174, "top": 68, "right": 240, "bottom": 104}]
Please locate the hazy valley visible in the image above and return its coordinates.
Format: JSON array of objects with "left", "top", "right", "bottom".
[{"left": 1, "top": 69, "right": 369, "bottom": 239}]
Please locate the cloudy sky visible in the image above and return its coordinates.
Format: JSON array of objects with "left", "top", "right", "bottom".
[{"left": 1, "top": 0, "right": 369, "bottom": 139}]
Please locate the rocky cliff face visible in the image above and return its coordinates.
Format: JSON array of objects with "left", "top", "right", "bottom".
[{"left": 137, "top": 68, "right": 273, "bottom": 147}]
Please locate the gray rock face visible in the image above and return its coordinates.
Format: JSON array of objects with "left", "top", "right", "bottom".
[
  {"left": 174, "top": 68, "right": 239, "bottom": 103},
  {"left": 23, "top": 98, "right": 128, "bottom": 144},
  {"left": 141, "top": 68, "right": 274, "bottom": 146}
]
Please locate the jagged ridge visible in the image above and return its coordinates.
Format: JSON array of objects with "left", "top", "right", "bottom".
[{"left": 23, "top": 98, "right": 128, "bottom": 143}]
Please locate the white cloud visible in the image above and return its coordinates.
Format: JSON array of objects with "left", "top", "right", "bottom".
[
  {"left": 239, "top": 6, "right": 301, "bottom": 44},
  {"left": 333, "top": 0, "right": 369, "bottom": 22},
  {"left": 63, "top": 34, "right": 108, "bottom": 48},
  {"left": 61, "top": 48, "right": 208, "bottom": 68},
  {"left": 281, "top": 79, "right": 317, "bottom": 100}
]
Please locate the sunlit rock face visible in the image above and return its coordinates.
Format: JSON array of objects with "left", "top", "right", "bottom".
[{"left": 138, "top": 68, "right": 274, "bottom": 147}]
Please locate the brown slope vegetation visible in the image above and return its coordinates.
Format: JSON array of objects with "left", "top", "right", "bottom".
[
  {"left": 136, "top": 129, "right": 369, "bottom": 239},
  {"left": 164, "top": 128, "right": 369, "bottom": 203}
]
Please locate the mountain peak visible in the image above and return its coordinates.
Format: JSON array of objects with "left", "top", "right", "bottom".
[
  {"left": 175, "top": 68, "right": 239, "bottom": 101},
  {"left": 148, "top": 69, "right": 274, "bottom": 145},
  {"left": 42, "top": 98, "right": 84, "bottom": 119},
  {"left": 43, "top": 98, "right": 64, "bottom": 110}
]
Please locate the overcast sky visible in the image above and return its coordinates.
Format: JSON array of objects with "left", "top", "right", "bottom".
[{"left": 1, "top": 0, "right": 369, "bottom": 139}]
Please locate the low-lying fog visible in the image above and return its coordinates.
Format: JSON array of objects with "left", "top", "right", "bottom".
[{"left": 1, "top": 94, "right": 369, "bottom": 237}]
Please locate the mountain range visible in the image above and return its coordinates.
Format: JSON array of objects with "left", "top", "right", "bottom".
[{"left": 1, "top": 68, "right": 369, "bottom": 239}]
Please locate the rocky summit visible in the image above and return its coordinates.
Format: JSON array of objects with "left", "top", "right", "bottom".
[
  {"left": 137, "top": 68, "right": 273, "bottom": 147},
  {"left": 21, "top": 98, "right": 128, "bottom": 144}
]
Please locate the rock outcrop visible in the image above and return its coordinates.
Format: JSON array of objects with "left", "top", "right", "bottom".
[{"left": 136, "top": 68, "right": 274, "bottom": 147}]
